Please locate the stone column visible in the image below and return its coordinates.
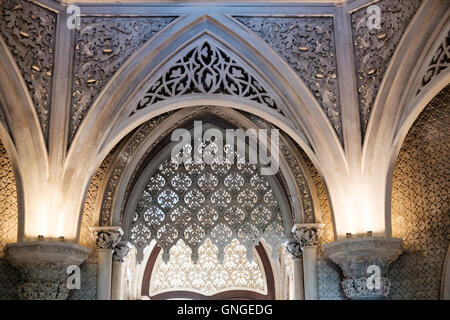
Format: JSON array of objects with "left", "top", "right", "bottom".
[
  {"left": 292, "top": 223, "right": 324, "bottom": 300},
  {"left": 111, "top": 242, "right": 130, "bottom": 300},
  {"left": 323, "top": 237, "right": 402, "bottom": 300},
  {"left": 285, "top": 239, "right": 304, "bottom": 300},
  {"left": 89, "top": 226, "right": 123, "bottom": 300},
  {"left": 5, "top": 241, "right": 89, "bottom": 300}
]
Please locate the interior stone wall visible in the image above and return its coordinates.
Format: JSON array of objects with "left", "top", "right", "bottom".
[
  {"left": 70, "top": 151, "right": 115, "bottom": 300},
  {"left": 0, "top": 139, "right": 20, "bottom": 299},
  {"left": 388, "top": 85, "right": 450, "bottom": 300},
  {"left": 299, "top": 150, "right": 345, "bottom": 300}
]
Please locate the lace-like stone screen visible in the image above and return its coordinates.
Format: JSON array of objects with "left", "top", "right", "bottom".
[
  {"left": 129, "top": 127, "right": 287, "bottom": 263},
  {"left": 149, "top": 239, "right": 267, "bottom": 297}
]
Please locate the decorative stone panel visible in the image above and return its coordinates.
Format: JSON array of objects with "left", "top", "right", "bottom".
[
  {"left": 0, "top": 140, "right": 17, "bottom": 257},
  {"left": 389, "top": 84, "right": 449, "bottom": 300},
  {"left": 236, "top": 17, "right": 341, "bottom": 141},
  {"left": 352, "top": 0, "right": 423, "bottom": 136},
  {"left": 71, "top": 16, "right": 176, "bottom": 142},
  {"left": 0, "top": 0, "right": 56, "bottom": 137}
]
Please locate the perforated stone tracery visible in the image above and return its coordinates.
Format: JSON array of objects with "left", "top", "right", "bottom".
[
  {"left": 130, "top": 130, "right": 286, "bottom": 263},
  {"left": 131, "top": 41, "right": 285, "bottom": 116}
]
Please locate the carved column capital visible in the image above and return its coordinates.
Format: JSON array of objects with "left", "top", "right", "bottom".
[
  {"left": 292, "top": 223, "right": 325, "bottom": 248},
  {"left": 323, "top": 237, "right": 403, "bottom": 300},
  {"left": 5, "top": 242, "right": 89, "bottom": 300},
  {"left": 285, "top": 239, "right": 302, "bottom": 259},
  {"left": 113, "top": 242, "right": 130, "bottom": 262},
  {"left": 89, "top": 226, "right": 123, "bottom": 250}
]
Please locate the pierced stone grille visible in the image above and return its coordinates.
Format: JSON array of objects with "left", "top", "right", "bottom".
[
  {"left": 149, "top": 239, "right": 266, "bottom": 296},
  {"left": 132, "top": 41, "right": 284, "bottom": 116},
  {"left": 130, "top": 131, "right": 287, "bottom": 263}
]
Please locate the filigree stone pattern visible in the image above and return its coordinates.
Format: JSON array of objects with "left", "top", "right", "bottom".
[
  {"left": 149, "top": 239, "right": 266, "bottom": 296},
  {"left": 0, "top": 140, "right": 17, "bottom": 257},
  {"left": 389, "top": 85, "right": 450, "bottom": 300},
  {"left": 71, "top": 16, "right": 176, "bottom": 141},
  {"left": 132, "top": 41, "right": 285, "bottom": 116},
  {"left": 292, "top": 223, "right": 324, "bottom": 248},
  {"left": 100, "top": 114, "right": 171, "bottom": 226},
  {"left": 417, "top": 31, "right": 449, "bottom": 94},
  {"left": 237, "top": 17, "right": 341, "bottom": 140},
  {"left": 0, "top": 0, "right": 56, "bottom": 137},
  {"left": 129, "top": 129, "right": 287, "bottom": 263},
  {"left": 248, "top": 114, "right": 316, "bottom": 224},
  {"left": 352, "top": 0, "right": 423, "bottom": 135}
]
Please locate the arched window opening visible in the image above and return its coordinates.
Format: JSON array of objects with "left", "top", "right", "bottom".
[{"left": 141, "top": 239, "right": 275, "bottom": 300}]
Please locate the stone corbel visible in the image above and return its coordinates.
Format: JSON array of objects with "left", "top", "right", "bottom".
[
  {"left": 5, "top": 241, "right": 89, "bottom": 300},
  {"left": 323, "top": 237, "right": 402, "bottom": 300}
]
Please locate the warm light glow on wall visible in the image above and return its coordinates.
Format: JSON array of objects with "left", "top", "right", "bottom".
[
  {"left": 330, "top": 173, "right": 386, "bottom": 239},
  {"left": 24, "top": 183, "right": 78, "bottom": 241}
]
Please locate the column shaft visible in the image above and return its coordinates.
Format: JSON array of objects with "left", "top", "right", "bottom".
[
  {"left": 111, "top": 261, "right": 125, "bottom": 300},
  {"left": 292, "top": 257, "right": 305, "bottom": 300},
  {"left": 302, "top": 246, "right": 318, "bottom": 300},
  {"left": 97, "top": 248, "right": 113, "bottom": 300}
]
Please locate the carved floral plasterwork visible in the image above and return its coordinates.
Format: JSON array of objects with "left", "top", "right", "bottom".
[
  {"left": 71, "top": 17, "right": 176, "bottom": 141},
  {"left": 417, "top": 31, "right": 449, "bottom": 94},
  {"left": 0, "top": 0, "right": 56, "bottom": 137},
  {"left": 352, "top": 0, "right": 423, "bottom": 136},
  {"left": 132, "top": 41, "right": 285, "bottom": 117},
  {"left": 149, "top": 239, "right": 266, "bottom": 296},
  {"left": 236, "top": 17, "right": 341, "bottom": 140}
]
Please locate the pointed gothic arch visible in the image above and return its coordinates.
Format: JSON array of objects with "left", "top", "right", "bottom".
[{"left": 66, "top": 13, "right": 347, "bottom": 194}]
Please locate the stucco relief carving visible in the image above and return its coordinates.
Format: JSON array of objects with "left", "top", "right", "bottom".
[
  {"left": 71, "top": 17, "right": 176, "bottom": 141},
  {"left": 90, "top": 227, "right": 123, "bottom": 250},
  {"left": 131, "top": 41, "right": 285, "bottom": 117},
  {"left": 0, "top": 0, "right": 56, "bottom": 137},
  {"left": 292, "top": 223, "right": 324, "bottom": 248},
  {"left": 247, "top": 114, "right": 315, "bottom": 223},
  {"left": 0, "top": 141, "right": 17, "bottom": 257},
  {"left": 352, "top": 0, "right": 423, "bottom": 136},
  {"left": 417, "top": 31, "right": 449, "bottom": 94},
  {"left": 236, "top": 17, "right": 341, "bottom": 140},
  {"left": 99, "top": 114, "right": 171, "bottom": 226},
  {"left": 285, "top": 239, "right": 302, "bottom": 259}
]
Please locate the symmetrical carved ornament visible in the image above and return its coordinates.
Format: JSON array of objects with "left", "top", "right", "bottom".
[
  {"left": 292, "top": 223, "right": 324, "bottom": 248},
  {"left": 323, "top": 237, "right": 402, "bottom": 299},
  {"left": 0, "top": 0, "right": 56, "bottom": 137},
  {"left": 285, "top": 239, "right": 302, "bottom": 260},
  {"left": 4, "top": 242, "right": 89, "bottom": 300},
  {"left": 113, "top": 242, "right": 130, "bottom": 262},
  {"left": 71, "top": 16, "right": 176, "bottom": 141},
  {"left": 417, "top": 31, "right": 449, "bottom": 94},
  {"left": 131, "top": 41, "right": 286, "bottom": 117},
  {"left": 236, "top": 17, "right": 341, "bottom": 140},
  {"left": 89, "top": 226, "right": 123, "bottom": 250},
  {"left": 249, "top": 114, "right": 315, "bottom": 223},
  {"left": 352, "top": 0, "right": 423, "bottom": 135},
  {"left": 129, "top": 131, "right": 287, "bottom": 263}
]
